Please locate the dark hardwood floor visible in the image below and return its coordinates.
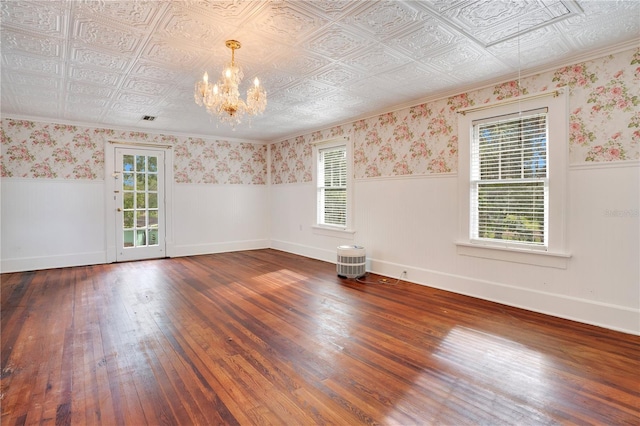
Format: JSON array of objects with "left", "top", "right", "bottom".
[{"left": 1, "top": 249, "right": 638, "bottom": 425}]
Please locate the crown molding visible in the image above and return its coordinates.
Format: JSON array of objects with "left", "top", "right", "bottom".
[{"left": 0, "top": 114, "right": 268, "bottom": 145}]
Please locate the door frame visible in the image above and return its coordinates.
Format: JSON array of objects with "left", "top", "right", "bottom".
[{"left": 105, "top": 140, "right": 174, "bottom": 263}]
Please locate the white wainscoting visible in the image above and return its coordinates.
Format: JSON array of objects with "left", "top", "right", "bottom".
[
  {"left": 1, "top": 179, "right": 271, "bottom": 272},
  {"left": 269, "top": 166, "right": 639, "bottom": 335},
  {"left": 170, "top": 183, "right": 270, "bottom": 258},
  {"left": 1, "top": 178, "right": 107, "bottom": 272}
]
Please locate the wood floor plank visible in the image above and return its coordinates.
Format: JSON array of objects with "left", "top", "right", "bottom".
[{"left": 1, "top": 249, "right": 639, "bottom": 425}]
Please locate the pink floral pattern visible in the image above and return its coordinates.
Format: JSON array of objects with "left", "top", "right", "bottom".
[
  {"left": 392, "top": 158, "right": 411, "bottom": 175},
  {"left": 72, "top": 162, "right": 97, "bottom": 180},
  {"left": 6, "top": 141, "right": 35, "bottom": 163},
  {"left": 172, "top": 138, "right": 267, "bottom": 185},
  {"left": 270, "top": 135, "right": 313, "bottom": 184},
  {"left": 552, "top": 63, "right": 597, "bottom": 88},
  {"left": 629, "top": 112, "right": 640, "bottom": 151},
  {"left": 587, "top": 74, "right": 639, "bottom": 116},
  {"left": 409, "top": 103, "right": 431, "bottom": 119},
  {"left": 447, "top": 93, "right": 474, "bottom": 112},
  {"left": 585, "top": 132, "right": 627, "bottom": 161},
  {"left": 632, "top": 50, "right": 640, "bottom": 78},
  {"left": 493, "top": 80, "right": 528, "bottom": 100},
  {"left": 1, "top": 118, "right": 268, "bottom": 183},
  {"left": 2, "top": 120, "right": 104, "bottom": 179},
  {"left": 30, "top": 160, "right": 56, "bottom": 178},
  {"left": 569, "top": 108, "right": 596, "bottom": 146}
]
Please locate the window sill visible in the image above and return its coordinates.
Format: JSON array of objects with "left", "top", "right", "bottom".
[
  {"left": 456, "top": 241, "right": 571, "bottom": 269},
  {"left": 312, "top": 225, "right": 356, "bottom": 239}
]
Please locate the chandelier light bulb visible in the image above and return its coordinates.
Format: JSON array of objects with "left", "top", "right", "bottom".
[{"left": 194, "top": 40, "right": 267, "bottom": 127}]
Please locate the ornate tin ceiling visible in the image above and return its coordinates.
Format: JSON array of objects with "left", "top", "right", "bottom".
[{"left": 1, "top": 0, "right": 638, "bottom": 141}]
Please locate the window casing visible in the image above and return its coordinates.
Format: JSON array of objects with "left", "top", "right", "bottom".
[{"left": 457, "top": 91, "right": 569, "bottom": 266}]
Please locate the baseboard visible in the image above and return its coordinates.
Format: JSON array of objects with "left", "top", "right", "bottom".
[
  {"left": 268, "top": 241, "right": 640, "bottom": 335},
  {"left": 367, "top": 257, "right": 640, "bottom": 336},
  {"left": 270, "top": 240, "right": 337, "bottom": 264},
  {"left": 1, "top": 240, "right": 271, "bottom": 272},
  {"left": 169, "top": 239, "right": 270, "bottom": 258},
  {"left": 1, "top": 251, "right": 107, "bottom": 273}
]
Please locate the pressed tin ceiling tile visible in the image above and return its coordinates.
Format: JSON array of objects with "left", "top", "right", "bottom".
[
  {"left": 122, "top": 78, "right": 174, "bottom": 97},
  {"left": 300, "top": 0, "right": 361, "bottom": 21},
  {"left": 382, "top": 18, "right": 462, "bottom": 59},
  {"left": 344, "top": 0, "right": 423, "bottom": 38},
  {"left": 69, "top": 46, "right": 131, "bottom": 71},
  {"left": 434, "top": 0, "right": 582, "bottom": 47},
  {"left": 1, "top": 53, "right": 62, "bottom": 75},
  {"left": 67, "top": 82, "right": 115, "bottom": 98},
  {"left": 73, "top": 0, "right": 167, "bottom": 28},
  {"left": 1, "top": 30, "right": 63, "bottom": 57},
  {"left": 71, "top": 18, "right": 143, "bottom": 54},
  {"left": 250, "top": 1, "right": 330, "bottom": 40},
  {"left": 303, "top": 24, "right": 373, "bottom": 60},
  {"left": 0, "top": 0, "right": 67, "bottom": 35},
  {"left": 314, "top": 66, "right": 363, "bottom": 86}
]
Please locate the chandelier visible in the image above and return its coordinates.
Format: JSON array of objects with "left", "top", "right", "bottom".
[{"left": 194, "top": 40, "right": 267, "bottom": 126}]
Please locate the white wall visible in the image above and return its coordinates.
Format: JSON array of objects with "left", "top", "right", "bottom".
[
  {"left": 1, "top": 179, "right": 107, "bottom": 272},
  {"left": 1, "top": 179, "right": 270, "bottom": 272},
  {"left": 271, "top": 181, "right": 356, "bottom": 260},
  {"left": 269, "top": 164, "right": 640, "bottom": 334},
  {"left": 171, "top": 183, "right": 270, "bottom": 257}
]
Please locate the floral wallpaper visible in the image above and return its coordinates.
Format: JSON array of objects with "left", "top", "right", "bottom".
[
  {"left": 1, "top": 120, "right": 105, "bottom": 179},
  {"left": 0, "top": 119, "right": 267, "bottom": 184},
  {"left": 270, "top": 126, "right": 346, "bottom": 184},
  {"left": 271, "top": 47, "right": 639, "bottom": 184},
  {"left": 2, "top": 48, "right": 637, "bottom": 184},
  {"left": 173, "top": 137, "right": 267, "bottom": 184}
]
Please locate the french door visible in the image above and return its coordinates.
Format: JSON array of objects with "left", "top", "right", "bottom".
[{"left": 114, "top": 147, "right": 166, "bottom": 261}]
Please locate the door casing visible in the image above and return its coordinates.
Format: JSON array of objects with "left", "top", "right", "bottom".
[{"left": 105, "top": 141, "right": 173, "bottom": 263}]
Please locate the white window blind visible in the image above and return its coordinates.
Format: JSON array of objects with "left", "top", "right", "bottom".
[
  {"left": 471, "top": 108, "right": 548, "bottom": 247},
  {"left": 318, "top": 145, "right": 347, "bottom": 227}
]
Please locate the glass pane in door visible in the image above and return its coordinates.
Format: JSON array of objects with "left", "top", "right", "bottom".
[{"left": 121, "top": 153, "right": 160, "bottom": 248}]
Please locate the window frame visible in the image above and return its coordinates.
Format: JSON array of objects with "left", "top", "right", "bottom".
[
  {"left": 457, "top": 91, "right": 570, "bottom": 267},
  {"left": 313, "top": 136, "right": 354, "bottom": 234},
  {"left": 470, "top": 107, "right": 549, "bottom": 250}
]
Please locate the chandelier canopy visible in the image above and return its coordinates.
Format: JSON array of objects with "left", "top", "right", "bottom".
[{"left": 194, "top": 40, "right": 267, "bottom": 126}]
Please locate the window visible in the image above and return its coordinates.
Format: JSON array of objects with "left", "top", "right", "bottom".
[
  {"left": 471, "top": 108, "right": 548, "bottom": 248},
  {"left": 317, "top": 144, "right": 347, "bottom": 227},
  {"left": 312, "top": 137, "right": 353, "bottom": 236},
  {"left": 457, "top": 91, "right": 569, "bottom": 266}
]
